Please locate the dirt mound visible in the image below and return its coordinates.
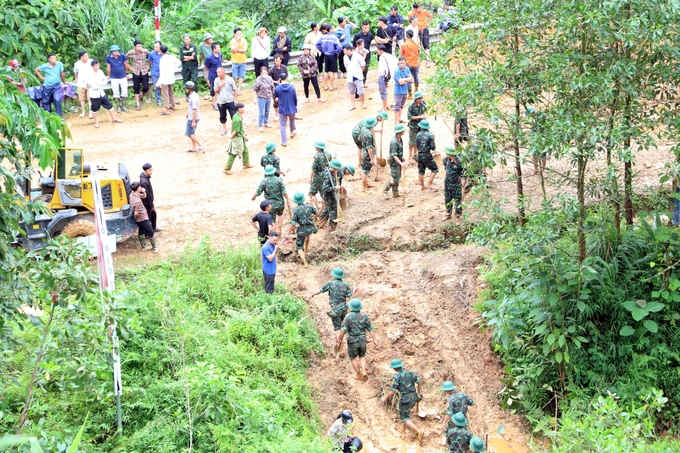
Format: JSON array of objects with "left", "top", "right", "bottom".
[{"left": 61, "top": 218, "right": 96, "bottom": 238}]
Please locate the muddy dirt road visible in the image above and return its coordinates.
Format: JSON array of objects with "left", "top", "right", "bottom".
[{"left": 60, "top": 62, "right": 674, "bottom": 452}]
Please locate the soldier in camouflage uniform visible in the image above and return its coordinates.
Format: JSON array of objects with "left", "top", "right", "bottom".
[
  {"left": 442, "top": 146, "right": 465, "bottom": 222},
  {"left": 318, "top": 159, "right": 342, "bottom": 231},
  {"left": 309, "top": 141, "right": 332, "bottom": 212},
  {"left": 352, "top": 111, "right": 388, "bottom": 166},
  {"left": 359, "top": 116, "right": 377, "bottom": 191},
  {"left": 252, "top": 165, "right": 291, "bottom": 236},
  {"left": 260, "top": 142, "right": 287, "bottom": 177},
  {"left": 286, "top": 192, "right": 318, "bottom": 267},
  {"left": 407, "top": 92, "right": 427, "bottom": 162},
  {"left": 310, "top": 267, "right": 353, "bottom": 357},
  {"left": 445, "top": 413, "right": 473, "bottom": 453},
  {"left": 338, "top": 165, "right": 355, "bottom": 187},
  {"left": 381, "top": 358, "right": 424, "bottom": 445},
  {"left": 383, "top": 124, "right": 408, "bottom": 199},
  {"left": 415, "top": 119, "right": 439, "bottom": 191},
  {"left": 441, "top": 381, "right": 475, "bottom": 432},
  {"left": 341, "top": 298, "right": 378, "bottom": 381}
]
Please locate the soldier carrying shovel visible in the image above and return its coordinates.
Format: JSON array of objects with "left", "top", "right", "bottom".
[
  {"left": 381, "top": 358, "right": 424, "bottom": 445},
  {"left": 310, "top": 267, "right": 353, "bottom": 356}
]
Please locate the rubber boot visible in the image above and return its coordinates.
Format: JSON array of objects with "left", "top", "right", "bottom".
[
  {"left": 121, "top": 98, "right": 129, "bottom": 112},
  {"left": 407, "top": 84, "right": 413, "bottom": 99},
  {"left": 138, "top": 235, "right": 149, "bottom": 249},
  {"left": 383, "top": 181, "right": 391, "bottom": 199},
  {"left": 414, "top": 82, "right": 419, "bottom": 94},
  {"left": 149, "top": 237, "right": 158, "bottom": 253},
  {"left": 116, "top": 98, "right": 121, "bottom": 113},
  {"left": 400, "top": 423, "right": 406, "bottom": 437},
  {"left": 393, "top": 183, "right": 400, "bottom": 197}
]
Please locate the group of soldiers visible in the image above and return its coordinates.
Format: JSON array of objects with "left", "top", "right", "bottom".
[{"left": 310, "top": 268, "right": 486, "bottom": 452}]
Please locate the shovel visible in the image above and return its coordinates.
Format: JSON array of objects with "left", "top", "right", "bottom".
[
  {"left": 416, "top": 399, "right": 427, "bottom": 419},
  {"left": 402, "top": 167, "right": 414, "bottom": 208},
  {"left": 334, "top": 171, "right": 345, "bottom": 223},
  {"left": 339, "top": 186, "right": 347, "bottom": 210},
  {"left": 377, "top": 130, "right": 387, "bottom": 168}
]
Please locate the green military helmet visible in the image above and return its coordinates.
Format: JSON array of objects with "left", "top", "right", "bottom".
[
  {"left": 377, "top": 111, "right": 389, "bottom": 120},
  {"left": 109, "top": 44, "right": 121, "bottom": 52},
  {"left": 445, "top": 146, "right": 457, "bottom": 156},
  {"left": 452, "top": 412, "right": 468, "bottom": 427},
  {"left": 266, "top": 142, "right": 277, "bottom": 154},
  {"left": 314, "top": 141, "right": 327, "bottom": 150},
  {"left": 389, "top": 358, "right": 404, "bottom": 369},
  {"left": 330, "top": 159, "right": 342, "bottom": 170},
  {"left": 395, "top": 124, "right": 406, "bottom": 134},
  {"left": 417, "top": 119, "right": 431, "bottom": 129},
  {"left": 293, "top": 192, "right": 305, "bottom": 204},
  {"left": 349, "top": 298, "right": 363, "bottom": 311},
  {"left": 364, "top": 116, "right": 378, "bottom": 128},
  {"left": 202, "top": 32, "right": 213, "bottom": 41},
  {"left": 470, "top": 437, "right": 485, "bottom": 452},
  {"left": 264, "top": 165, "right": 277, "bottom": 175},
  {"left": 331, "top": 267, "right": 345, "bottom": 279},
  {"left": 345, "top": 165, "right": 356, "bottom": 176},
  {"left": 414, "top": 91, "right": 424, "bottom": 99},
  {"left": 442, "top": 381, "right": 456, "bottom": 391}
]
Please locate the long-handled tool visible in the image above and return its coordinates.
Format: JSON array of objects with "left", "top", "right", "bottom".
[
  {"left": 332, "top": 168, "right": 344, "bottom": 223},
  {"left": 402, "top": 167, "right": 414, "bottom": 207}
]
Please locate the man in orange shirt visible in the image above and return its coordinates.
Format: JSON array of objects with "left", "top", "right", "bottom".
[
  {"left": 408, "top": 3, "right": 433, "bottom": 67},
  {"left": 400, "top": 30, "right": 420, "bottom": 99}
]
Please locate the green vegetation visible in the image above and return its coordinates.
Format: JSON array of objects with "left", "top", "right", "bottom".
[{"left": 1, "top": 240, "right": 330, "bottom": 452}]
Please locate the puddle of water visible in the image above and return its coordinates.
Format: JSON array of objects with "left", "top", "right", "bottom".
[{"left": 488, "top": 435, "right": 527, "bottom": 453}]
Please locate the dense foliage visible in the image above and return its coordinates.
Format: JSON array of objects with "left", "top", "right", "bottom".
[{"left": 1, "top": 241, "right": 330, "bottom": 453}]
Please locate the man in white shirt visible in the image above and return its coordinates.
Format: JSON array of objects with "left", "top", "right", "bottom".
[
  {"left": 74, "top": 50, "right": 94, "bottom": 118},
  {"left": 342, "top": 44, "right": 366, "bottom": 110},
  {"left": 405, "top": 15, "right": 420, "bottom": 46},
  {"left": 251, "top": 27, "right": 271, "bottom": 78},
  {"left": 155, "top": 44, "right": 181, "bottom": 115},
  {"left": 377, "top": 45, "right": 398, "bottom": 112},
  {"left": 87, "top": 60, "right": 123, "bottom": 128}
]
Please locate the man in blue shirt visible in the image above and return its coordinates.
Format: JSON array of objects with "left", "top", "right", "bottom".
[
  {"left": 335, "top": 17, "right": 356, "bottom": 77},
  {"left": 204, "top": 42, "right": 225, "bottom": 111},
  {"left": 388, "top": 5, "right": 405, "bottom": 49},
  {"left": 106, "top": 44, "right": 129, "bottom": 113},
  {"left": 34, "top": 53, "right": 66, "bottom": 116},
  {"left": 393, "top": 56, "right": 413, "bottom": 124},
  {"left": 148, "top": 41, "right": 163, "bottom": 106},
  {"left": 261, "top": 232, "right": 279, "bottom": 294}
]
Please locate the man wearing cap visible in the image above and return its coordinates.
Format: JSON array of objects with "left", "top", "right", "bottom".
[
  {"left": 272, "top": 26, "right": 292, "bottom": 66},
  {"left": 156, "top": 45, "right": 181, "bottom": 115},
  {"left": 384, "top": 124, "right": 408, "bottom": 198},
  {"left": 253, "top": 165, "right": 291, "bottom": 236},
  {"left": 415, "top": 119, "right": 439, "bottom": 191},
  {"left": 341, "top": 298, "right": 378, "bottom": 381},
  {"left": 470, "top": 437, "right": 486, "bottom": 452},
  {"left": 359, "top": 117, "right": 378, "bottom": 191},
  {"left": 441, "top": 381, "right": 475, "bottom": 431},
  {"left": 376, "top": 16, "right": 395, "bottom": 55},
  {"left": 261, "top": 142, "right": 286, "bottom": 177},
  {"left": 139, "top": 163, "right": 161, "bottom": 232},
  {"left": 73, "top": 51, "right": 94, "bottom": 118},
  {"left": 126, "top": 40, "right": 151, "bottom": 109},
  {"left": 252, "top": 27, "right": 270, "bottom": 79},
  {"left": 445, "top": 413, "right": 473, "bottom": 453},
  {"left": 106, "top": 45, "right": 129, "bottom": 113},
  {"left": 310, "top": 268, "right": 353, "bottom": 356},
  {"left": 179, "top": 34, "right": 198, "bottom": 102},
  {"left": 381, "top": 359, "right": 424, "bottom": 444},
  {"left": 297, "top": 44, "right": 324, "bottom": 103},
  {"left": 261, "top": 232, "right": 279, "bottom": 294},
  {"left": 215, "top": 67, "right": 239, "bottom": 135},
  {"left": 318, "top": 159, "right": 343, "bottom": 231},
  {"left": 273, "top": 72, "right": 298, "bottom": 146},
  {"left": 252, "top": 200, "right": 273, "bottom": 245},
  {"left": 8, "top": 59, "right": 26, "bottom": 93},
  {"left": 199, "top": 33, "right": 214, "bottom": 100},
  {"left": 443, "top": 146, "right": 465, "bottom": 221},
  {"left": 184, "top": 81, "right": 204, "bottom": 153},
  {"left": 377, "top": 45, "right": 398, "bottom": 112},
  {"left": 408, "top": 92, "right": 428, "bottom": 160},
  {"left": 224, "top": 103, "right": 253, "bottom": 173},
  {"left": 309, "top": 141, "right": 332, "bottom": 212},
  {"left": 286, "top": 192, "right": 318, "bottom": 267},
  {"left": 338, "top": 165, "right": 355, "bottom": 187},
  {"left": 317, "top": 24, "right": 342, "bottom": 91},
  {"left": 35, "top": 53, "right": 66, "bottom": 116}
]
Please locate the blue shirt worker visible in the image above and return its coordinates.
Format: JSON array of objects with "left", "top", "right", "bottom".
[
  {"left": 261, "top": 232, "right": 279, "bottom": 294},
  {"left": 34, "top": 53, "right": 66, "bottom": 116}
]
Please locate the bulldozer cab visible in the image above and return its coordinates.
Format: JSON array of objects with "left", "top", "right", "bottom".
[{"left": 54, "top": 147, "right": 85, "bottom": 207}]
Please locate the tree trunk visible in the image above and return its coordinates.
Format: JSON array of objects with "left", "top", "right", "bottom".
[
  {"left": 514, "top": 100, "right": 526, "bottom": 227},
  {"left": 624, "top": 135, "right": 633, "bottom": 224},
  {"left": 577, "top": 154, "right": 587, "bottom": 264}
]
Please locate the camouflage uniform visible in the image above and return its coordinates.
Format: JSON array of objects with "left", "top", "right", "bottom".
[
  {"left": 446, "top": 391, "right": 475, "bottom": 424},
  {"left": 443, "top": 156, "right": 464, "bottom": 215},
  {"left": 391, "top": 369, "right": 422, "bottom": 422},
  {"left": 360, "top": 128, "right": 375, "bottom": 175},
  {"left": 339, "top": 166, "right": 349, "bottom": 186},
  {"left": 255, "top": 175, "right": 287, "bottom": 220},
  {"left": 261, "top": 154, "right": 281, "bottom": 173},
  {"left": 384, "top": 134, "right": 404, "bottom": 196},
  {"left": 407, "top": 101, "right": 427, "bottom": 147},
  {"left": 341, "top": 311, "right": 374, "bottom": 359},
  {"left": 290, "top": 203, "right": 318, "bottom": 250},
  {"left": 416, "top": 130, "right": 438, "bottom": 175},
  {"left": 319, "top": 168, "right": 339, "bottom": 228},
  {"left": 446, "top": 427, "right": 473, "bottom": 453},
  {"left": 320, "top": 279, "right": 353, "bottom": 330},
  {"left": 352, "top": 120, "right": 365, "bottom": 148},
  {"left": 310, "top": 150, "right": 332, "bottom": 196}
]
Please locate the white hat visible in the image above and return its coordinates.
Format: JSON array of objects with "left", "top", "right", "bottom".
[
  {"left": 277, "top": 26, "right": 286, "bottom": 33},
  {"left": 302, "top": 44, "right": 312, "bottom": 50}
]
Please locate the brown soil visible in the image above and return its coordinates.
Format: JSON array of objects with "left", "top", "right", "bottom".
[{"left": 60, "top": 62, "right": 675, "bottom": 451}]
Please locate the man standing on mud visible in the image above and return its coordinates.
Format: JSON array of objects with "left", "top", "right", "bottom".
[
  {"left": 310, "top": 268, "right": 353, "bottom": 357},
  {"left": 341, "top": 298, "right": 378, "bottom": 381},
  {"left": 441, "top": 381, "right": 475, "bottom": 432},
  {"left": 139, "top": 163, "right": 161, "bottom": 232},
  {"left": 381, "top": 358, "right": 424, "bottom": 445}
]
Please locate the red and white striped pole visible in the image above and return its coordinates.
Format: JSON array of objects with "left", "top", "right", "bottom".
[{"left": 154, "top": 0, "right": 161, "bottom": 42}]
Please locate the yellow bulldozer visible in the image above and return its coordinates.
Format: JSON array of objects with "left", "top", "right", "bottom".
[{"left": 16, "top": 147, "right": 138, "bottom": 251}]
